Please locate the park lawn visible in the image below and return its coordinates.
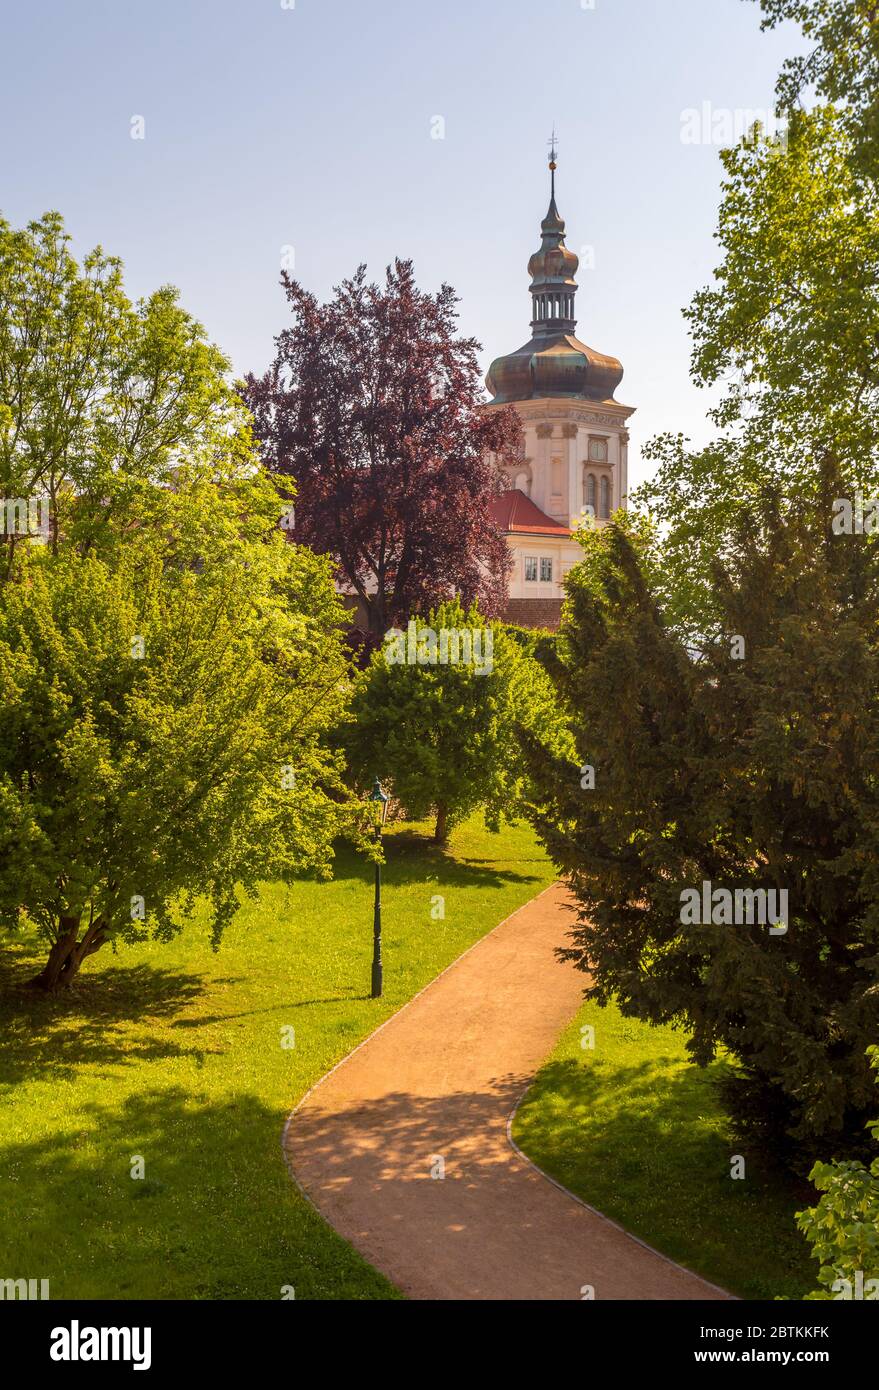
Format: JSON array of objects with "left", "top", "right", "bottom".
[
  {"left": 512, "top": 999, "right": 818, "bottom": 1301},
  {"left": 0, "top": 816, "right": 554, "bottom": 1301}
]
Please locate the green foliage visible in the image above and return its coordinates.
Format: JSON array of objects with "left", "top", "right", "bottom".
[
  {"left": 0, "top": 210, "right": 279, "bottom": 574},
  {"left": 0, "top": 539, "right": 356, "bottom": 987},
  {"left": 340, "top": 599, "right": 569, "bottom": 842},
  {"left": 524, "top": 477, "right": 879, "bottom": 1152},
  {"left": 797, "top": 1048, "right": 879, "bottom": 1299},
  {"left": 635, "top": 107, "right": 879, "bottom": 636},
  {"left": 755, "top": 0, "right": 879, "bottom": 177},
  {"left": 0, "top": 210, "right": 353, "bottom": 990}
]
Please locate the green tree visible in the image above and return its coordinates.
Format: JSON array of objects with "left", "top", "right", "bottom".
[
  {"left": 341, "top": 599, "right": 568, "bottom": 843},
  {"left": 755, "top": 0, "right": 879, "bottom": 178},
  {"left": 0, "top": 538, "right": 356, "bottom": 992},
  {"left": 797, "top": 1048, "right": 879, "bottom": 1299},
  {"left": 637, "top": 107, "right": 879, "bottom": 637},
  {"left": 633, "top": 3, "right": 879, "bottom": 635},
  {"left": 524, "top": 476, "right": 879, "bottom": 1153},
  {"left": 0, "top": 210, "right": 274, "bottom": 575}
]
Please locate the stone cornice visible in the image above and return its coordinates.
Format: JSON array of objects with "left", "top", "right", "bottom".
[{"left": 484, "top": 397, "right": 636, "bottom": 428}]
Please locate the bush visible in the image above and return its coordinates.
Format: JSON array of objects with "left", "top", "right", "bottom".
[{"left": 796, "top": 1048, "right": 879, "bottom": 1300}]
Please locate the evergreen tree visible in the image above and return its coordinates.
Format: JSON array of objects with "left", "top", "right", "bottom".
[{"left": 524, "top": 473, "right": 879, "bottom": 1153}]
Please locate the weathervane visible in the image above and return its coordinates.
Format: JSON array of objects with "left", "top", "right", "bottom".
[{"left": 548, "top": 127, "right": 558, "bottom": 198}]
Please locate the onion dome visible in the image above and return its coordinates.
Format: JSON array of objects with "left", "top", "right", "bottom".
[{"left": 486, "top": 141, "right": 624, "bottom": 404}]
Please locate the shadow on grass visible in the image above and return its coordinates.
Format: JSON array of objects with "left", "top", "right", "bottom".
[
  {"left": 326, "top": 832, "right": 547, "bottom": 891},
  {"left": 0, "top": 1086, "right": 396, "bottom": 1300},
  {"left": 0, "top": 948, "right": 217, "bottom": 1086}
]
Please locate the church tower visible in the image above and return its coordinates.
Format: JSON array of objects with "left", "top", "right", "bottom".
[{"left": 484, "top": 139, "right": 635, "bottom": 629}]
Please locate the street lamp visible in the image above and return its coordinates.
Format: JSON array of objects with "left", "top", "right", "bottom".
[{"left": 370, "top": 777, "right": 389, "bottom": 999}]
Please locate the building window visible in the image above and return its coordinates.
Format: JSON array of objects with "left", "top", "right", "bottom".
[
  {"left": 524, "top": 556, "right": 538, "bottom": 582},
  {"left": 589, "top": 437, "right": 609, "bottom": 464},
  {"left": 584, "top": 471, "right": 597, "bottom": 515},
  {"left": 540, "top": 557, "right": 553, "bottom": 582},
  {"left": 600, "top": 475, "right": 610, "bottom": 518}
]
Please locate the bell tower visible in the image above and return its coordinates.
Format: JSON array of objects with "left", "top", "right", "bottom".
[{"left": 483, "top": 138, "right": 636, "bottom": 629}]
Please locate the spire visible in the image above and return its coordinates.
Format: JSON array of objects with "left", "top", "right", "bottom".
[
  {"left": 528, "top": 132, "right": 578, "bottom": 336},
  {"left": 544, "top": 127, "right": 563, "bottom": 232}
]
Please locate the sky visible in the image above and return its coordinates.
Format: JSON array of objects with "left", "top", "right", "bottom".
[{"left": 0, "top": 0, "right": 803, "bottom": 491}]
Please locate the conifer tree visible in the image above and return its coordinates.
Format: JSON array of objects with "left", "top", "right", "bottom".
[{"left": 524, "top": 473, "right": 879, "bottom": 1153}]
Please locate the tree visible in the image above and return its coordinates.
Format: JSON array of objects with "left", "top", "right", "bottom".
[
  {"left": 0, "top": 539, "right": 356, "bottom": 992},
  {"left": 632, "top": 3, "right": 879, "bottom": 636},
  {"left": 797, "top": 1048, "right": 879, "bottom": 1299},
  {"left": 636, "top": 107, "right": 879, "bottom": 638},
  {"left": 340, "top": 599, "right": 568, "bottom": 843},
  {"left": 0, "top": 211, "right": 269, "bottom": 577},
  {"left": 755, "top": 0, "right": 879, "bottom": 178},
  {"left": 243, "top": 260, "right": 523, "bottom": 638},
  {"left": 523, "top": 475, "right": 879, "bottom": 1154}
]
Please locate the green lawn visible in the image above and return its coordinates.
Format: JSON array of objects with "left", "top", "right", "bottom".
[
  {"left": 512, "top": 999, "right": 818, "bottom": 1301},
  {"left": 0, "top": 817, "right": 554, "bottom": 1301}
]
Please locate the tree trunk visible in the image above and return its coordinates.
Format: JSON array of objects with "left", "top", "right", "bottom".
[
  {"left": 434, "top": 803, "right": 449, "bottom": 844},
  {"left": 27, "top": 915, "right": 108, "bottom": 993}
]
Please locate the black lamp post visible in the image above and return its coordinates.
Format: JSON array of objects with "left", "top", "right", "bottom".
[{"left": 370, "top": 777, "right": 389, "bottom": 998}]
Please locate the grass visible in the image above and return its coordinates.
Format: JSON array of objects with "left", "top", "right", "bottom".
[
  {"left": 0, "top": 816, "right": 555, "bottom": 1301},
  {"left": 512, "top": 999, "right": 818, "bottom": 1300}
]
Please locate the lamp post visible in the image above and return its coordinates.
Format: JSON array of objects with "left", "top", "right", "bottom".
[{"left": 370, "top": 777, "right": 389, "bottom": 999}]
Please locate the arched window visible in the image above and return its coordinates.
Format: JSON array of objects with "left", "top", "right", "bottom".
[
  {"left": 600, "top": 476, "right": 610, "bottom": 519},
  {"left": 584, "top": 471, "right": 597, "bottom": 515}
]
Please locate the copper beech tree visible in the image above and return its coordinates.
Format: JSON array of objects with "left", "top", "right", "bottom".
[{"left": 244, "top": 260, "right": 523, "bottom": 637}]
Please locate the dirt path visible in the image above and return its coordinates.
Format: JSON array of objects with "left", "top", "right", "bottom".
[{"left": 283, "top": 883, "right": 731, "bottom": 1301}]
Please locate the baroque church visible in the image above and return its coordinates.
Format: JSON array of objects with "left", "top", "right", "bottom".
[{"left": 484, "top": 147, "right": 635, "bottom": 629}]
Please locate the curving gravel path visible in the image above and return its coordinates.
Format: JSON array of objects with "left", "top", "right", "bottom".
[{"left": 283, "top": 882, "right": 731, "bottom": 1301}]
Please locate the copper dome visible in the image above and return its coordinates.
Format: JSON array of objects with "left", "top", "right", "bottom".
[
  {"left": 486, "top": 332, "right": 623, "bottom": 404},
  {"left": 486, "top": 159, "right": 624, "bottom": 405}
]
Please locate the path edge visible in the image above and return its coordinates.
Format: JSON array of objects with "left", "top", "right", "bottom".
[{"left": 505, "top": 1087, "right": 736, "bottom": 1301}]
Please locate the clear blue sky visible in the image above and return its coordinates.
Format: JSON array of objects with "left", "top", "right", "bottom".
[{"left": 0, "top": 0, "right": 801, "bottom": 489}]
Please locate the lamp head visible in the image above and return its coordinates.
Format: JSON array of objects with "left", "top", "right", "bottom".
[{"left": 371, "top": 777, "right": 389, "bottom": 827}]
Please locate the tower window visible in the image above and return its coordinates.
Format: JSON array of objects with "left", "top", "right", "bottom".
[
  {"left": 585, "top": 472, "right": 597, "bottom": 514},
  {"left": 600, "top": 476, "right": 610, "bottom": 518},
  {"left": 589, "top": 437, "right": 609, "bottom": 463}
]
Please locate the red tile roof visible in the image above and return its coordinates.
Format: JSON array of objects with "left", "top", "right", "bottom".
[{"left": 489, "top": 489, "right": 571, "bottom": 537}]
